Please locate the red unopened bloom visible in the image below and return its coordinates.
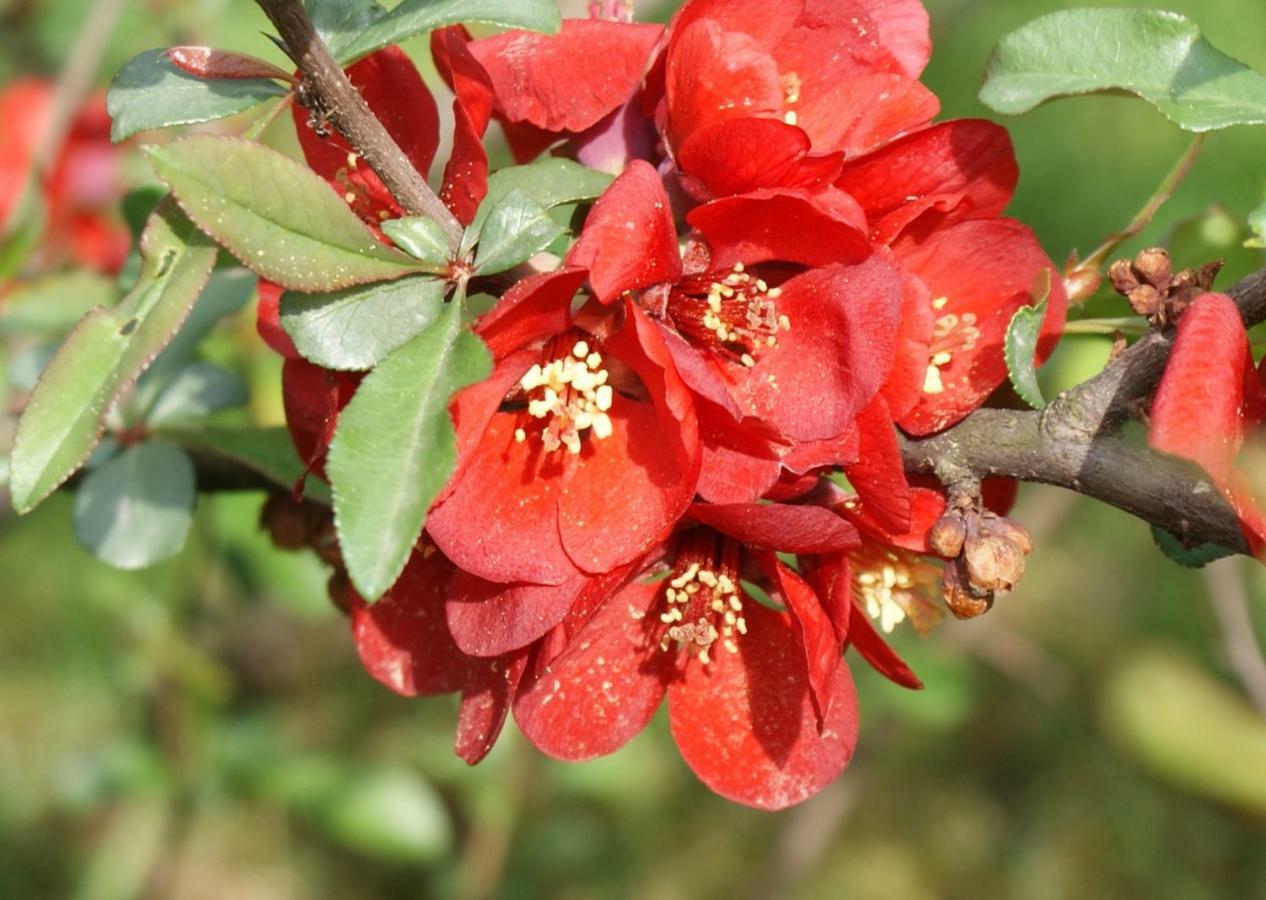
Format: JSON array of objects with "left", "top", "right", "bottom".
[
  {"left": 510, "top": 502, "right": 862, "bottom": 809},
  {"left": 1149, "top": 292, "right": 1266, "bottom": 552},
  {"left": 0, "top": 79, "right": 129, "bottom": 273}
]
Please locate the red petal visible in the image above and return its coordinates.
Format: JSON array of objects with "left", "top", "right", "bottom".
[
  {"left": 1151, "top": 292, "right": 1252, "bottom": 486},
  {"left": 477, "top": 268, "right": 586, "bottom": 360},
  {"left": 665, "top": 18, "right": 783, "bottom": 150},
  {"left": 676, "top": 117, "right": 843, "bottom": 198},
  {"left": 256, "top": 280, "right": 300, "bottom": 359},
  {"left": 837, "top": 120, "right": 1018, "bottom": 245},
  {"left": 513, "top": 577, "right": 671, "bottom": 760},
  {"left": 566, "top": 160, "right": 682, "bottom": 302},
  {"left": 470, "top": 20, "right": 662, "bottom": 134},
  {"left": 427, "top": 411, "right": 577, "bottom": 585},
  {"left": 667, "top": 601, "right": 860, "bottom": 809},
  {"left": 814, "top": 73, "right": 939, "bottom": 158},
  {"left": 456, "top": 652, "right": 527, "bottom": 764},
  {"left": 726, "top": 258, "right": 902, "bottom": 441},
  {"left": 445, "top": 570, "right": 583, "bottom": 657},
  {"left": 686, "top": 189, "right": 869, "bottom": 269},
  {"left": 846, "top": 602, "right": 922, "bottom": 689},
  {"left": 696, "top": 410, "right": 784, "bottom": 503},
  {"left": 294, "top": 47, "right": 439, "bottom": 223},
  {"left": 166, "top": 47, "right": 291, "bottom": 81},
  {"left": 281, "top": 359, "right": 359, "bottom": 481},
  {"left": 432, "top": 27, "right": 494, "bottom": 224},
  {"left": 844, "top": 396, "right": 911, "bottom": 535},
  {"left": 880, "top": 263, "right": 934, "bottom": 418},
  {"left": 558, "top": 306, "right": 699, "bottom": 573},
  {"left": 761, "top": 554, "right": 843, "bottom": 726},
  {"left": 688, "top": 503, "right": 859, "bottom": 554},
  {"left": 860, "top": 0, "right": 932, "bottom": 78},
  {"left": 897, "top": 219, "right": 1066, "bottom": 435},
  {"left": 350, "top": 546, "right": 467, "bottom": 695}
]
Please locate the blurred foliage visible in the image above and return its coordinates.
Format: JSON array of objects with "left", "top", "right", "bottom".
[{"left": 2, "top": 0, "right": 1266, "bottom": 897}]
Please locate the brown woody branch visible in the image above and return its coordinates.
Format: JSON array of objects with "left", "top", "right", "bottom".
[
  {"left": 900, "top": 266, "right": 1266, "bottom": 555},
  {"left": 254, "top": 0, "right": 464, "bottom": 247}
]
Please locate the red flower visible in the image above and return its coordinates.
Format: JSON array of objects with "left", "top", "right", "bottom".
[
  {"left": 1149, "top": 292, "right": 1266, "bottom": 553},
  {"left": 510, "top": 503, "right": 862, "bottom": 809},
  {"left": 425, "top": 269, "right": 701, "bottom": 593},
  {"left": 0, "top": 79, "right": 129, "bottom": 273},
  {"left": 655, "top": 0, "right": 938, "bottom": 196}
]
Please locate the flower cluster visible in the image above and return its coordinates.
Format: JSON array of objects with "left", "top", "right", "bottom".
[{"left": 269, "top": 0, "right": 1066, "bottom": 809}]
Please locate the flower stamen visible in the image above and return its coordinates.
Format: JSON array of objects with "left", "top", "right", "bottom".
[{"left": 514, "top": 339, "right": 615, "bottom": 454}]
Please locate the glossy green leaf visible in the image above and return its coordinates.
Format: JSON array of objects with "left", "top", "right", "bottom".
[
  {"left": 1246, "top": 199, "right": 1266, "bottom": 249},
  {"left": 10, "top": 202, "right": 217, "bottom": 514},
  {"left": 158, "top": 425, "right": 330, "bottom": 503},
  {"left": 1004, "top": 272, "right": 1051, "bottom": 410},
  {"left": 72, "top": 440, "right": 196, "bottom": 570},
  {"left": 145, "top": 137, "right": 423, "bottom": 292},
  {"left": 327, "top": 295, "right": 491, "bottom": 601},
  {"left": 1151, "top": 526, "right": 1233, "bottom": 568},
  {"left": 281, "top": 275, "right": 447, "bottom": 371},
  {"left": 0, "top": 272, "right": 118, "bottom": 336},
  {"left": 473, "top": 189, "right": 566, "bottom": 276},
  {"left": 981, "top": 9, "right": 1266, "bottom": 132},
  {"left": 381, "top": 217, "right": 451, "bottom": 268},
  {"left": 308, "top": 0, "right": 387, "bottom": 53},
  {"left": 143, "top": 362, "right": 248, "bottom": 426},
  {"left": 331, "top": 0, "right": 561, "bottom": 63},
  {"left": 470, "top": 157, "right": 614, "bottom": 234},
  {"left": 108, "top": 49, "right": 287, "bottom": 143}
]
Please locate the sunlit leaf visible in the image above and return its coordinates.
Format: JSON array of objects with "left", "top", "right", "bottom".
[
  {"left": 10, "top": 202, "right": 217, "bottom": 514},
  {"left": 470, "top": 157, "right": 614, "bottom": 234},
  {"left": 281, "top": 275, "right": 447, "bottom": 371},
  {"left": 473, "top": 189, "right": 566, "bottom": 276},
  {"left": 108, "top": 49, "right": 286, "bottom": 142},
  {"left": 1003, "top": 271, "right": 1052, "bottom": 409},
  {"left": 381, "top": 217, "right": 451, "bottom": 268},
  {"left": 981, "top": 9, "right": 1266, "bottom": 132},
  {"left": 72, "top": 440, "right": 196, "bottom": 570},
  {"left": 158, "top": 425, "right": 330, "bottom": 503},
  {"left": 330, "top": 0, "right": 561, "bottom": 63},
  {"left": 145, "top": 136, "right": 424, "bottom": 292},
  {"left": 327, "top": 294, "right": 491, "bottom": 601},
  {"left": 142, "top": 362, "right": 248, "bottom": 426}
]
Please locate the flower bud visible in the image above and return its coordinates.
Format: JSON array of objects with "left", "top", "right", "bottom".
[
  {"left": 963, "top": 529, "right": 1026, "bottom": 593},
  {"left": 1134, "top": 247, "right": 1172, "bottom": 291},
  {"left": 260, "top": 493, "right": 310, "bottom": 550},
  {"left": 1063, "top": 267, "right": 1102, "bottom": 305},
  {"left": 928, "top": 513, "right": 967, "bottom": 558},
  {"left": 942, "top": 560, "right": 992, "bottom": 620}
]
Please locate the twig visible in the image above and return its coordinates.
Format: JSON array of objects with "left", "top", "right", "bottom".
[
  {"left": 1203, "top": 557, "right": 1266, "bottom": 715},
  {"left": 901, "top": 264, "right": 1266, "bottom": 556},
  {"left": 254, "top": 0, "right": 464, "bottom": 248}
]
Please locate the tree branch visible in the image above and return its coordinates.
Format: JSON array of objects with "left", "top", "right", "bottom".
[
  {"left": 901, "top": 265, "right": 1266, "bottom": 555},
  {"left": 254, "top": 0, "right": 464, "bottom": 248}
]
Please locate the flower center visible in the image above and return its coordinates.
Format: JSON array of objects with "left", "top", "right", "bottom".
[
  {"left": 852, "top": 544, "right": 942, "bottom": 635},
  {"left": 513, "top": 339, "right": 614, "bottom": 454},
  {"left": 657, "top": 533, "right": 748, "bottom": 664},
  {"left": 922, "top": 297, "right": 981, "bottom": 395},
  {"left": 667, "top": 263, "right": 789, "bottom": 368}
]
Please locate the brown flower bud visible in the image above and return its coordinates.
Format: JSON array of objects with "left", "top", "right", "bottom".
[
  {"left": 310, "top": 517, "right": 343, "bottom": 569},
  {"left": 963, "top": 529, "right": 1026, "bottom": 593},
  {"left": 1108, "top": 258, "right": 1141, "bottom": 296},
  {"left": 327, "top": 569, "right": 352, "bottom": 616},
  {"left": 928, "top": 513, "right": 968, "bottom": 558},
  {"left": 1063, "top": 268, "right": 1102, "bottom": 305},
  {"left": 1126, "top": 284, "right": 1162, "bottom": 318},
  {"left": 987, "top": 516, "right": 1033, "bottom": 556},
  {"left": 260, "top": 493, "right": 310, "bottom": 550},
  {"left": 942, "top": 560, "right": 992, "bottom": 620},
  {"left": 1134, "top": 247, "right": 1172, "bottom": 291}
]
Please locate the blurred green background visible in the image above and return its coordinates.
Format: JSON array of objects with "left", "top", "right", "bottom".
[{"left": 4, "top": 0, "right": 1266, "bottom": 897}]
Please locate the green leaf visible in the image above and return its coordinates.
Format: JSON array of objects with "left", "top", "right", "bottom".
[
  {"left": 980, "top": 9, "right": 1266, "bottom": 132},
  {"left": 145, "top": 136, "right": 424, "bottom": 292},
  {"left": 143, "top": 362, "right": 248, "bottom": 426},
  {"left": 330, "top": 0, "right": 561, "bottom": 62},
  {"left": 308, "top": 0, "right": 387, "bottom": 52},
  {"left": 10, "top": 202, "right": 217, "bottom": 514},
  {"left": 72, "top": 440, "right": 196, "bottom": 570},
  {"left": 0, "top": 185, "right": 46, "bottom": 282},
  {"left": 281, "top": 275, "right": 447, "bottom": 371},
  {"left": 470, "top": 157, "right": 614, "bottom": 235},
  {"left": 158, "top": 425, "right": 330, "bottom": 503},
  {"left": 381, "top": 217, "right": 451, "bottom": 268},
  {"left": 1004, "top": 271, "right": 1052, "bottom": 410},
  {"left": 146, "top": 267, "right": 255, "bottom": 380},
  {"left": 473, "top": 189, "right": 566, "bottom": 276},
  {"left": 1151, "top": 526, "right": 1234, "bottom": 568},
  {"left": 108, "top": 49, "right": 287, "bottom": 143},
  {"left": 0, "top": 272, "right": 118, "bottom": 336},
  {"left": 327, "top": 294, "right": 491, "bottom": 600}
]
